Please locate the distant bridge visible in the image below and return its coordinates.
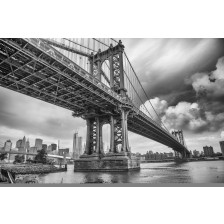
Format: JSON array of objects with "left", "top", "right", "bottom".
[{"left": 0, "top": 150, "right": 72, "bottom": 160}]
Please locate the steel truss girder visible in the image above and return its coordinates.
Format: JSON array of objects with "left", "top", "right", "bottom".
[
  {"left": 133, "top": 113, "right": 186, "bottom": 150},
  {"left": 129, "top": 117, "right": 186, "bottom": 153},
  {"left": 0, "top": 39, "right": 121, "bottom": 108},
  {"left": 0, "top": 40, "right": 116, "bottom": 111},
  {"left": 0, "top": 72, "right": 85, "bottom": 111},
  {"left": 129, "top": 121, "right": 179, "bottom": 150}
]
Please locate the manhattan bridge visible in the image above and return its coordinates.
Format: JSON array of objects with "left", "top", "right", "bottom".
[{"left": 0, "top": 38, "right": 190, "bottom": 170}]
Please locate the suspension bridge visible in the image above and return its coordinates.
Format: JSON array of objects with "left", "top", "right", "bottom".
[{"left": 0, "top": 38, "right": 190, "bottom": 171}]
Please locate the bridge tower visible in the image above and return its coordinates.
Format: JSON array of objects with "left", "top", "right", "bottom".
[
  {"left": 171, "top": 130, "right": 189, "bottom": 159},
  {"left": 74, "top": 41, "right": 140, "bottom": 171}
]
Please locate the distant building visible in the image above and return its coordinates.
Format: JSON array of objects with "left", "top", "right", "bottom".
[
  {"left": 22, "top": 136, "right": 26, "bottom": 148},
  {"left": 51, "top": 143, "right": 57, "bottom": 151},
  {"left": 3, "top": 140, "right": 12, "bottom": 151},
  {"left": 16, "top": 136, "right": 26, "bottom": 152},
  {"left": 25, "top": 139, "right": 30, "bottom": 152},
  {"left": 29, "top": 147, "right": 38, "bottom": 154},
  {"left": 73, "top": 133, "right": 78, "bottom": 159},
  {"left": 35, "top": 138, "right": 43, "bottom": 151},
  {"left": 42, "top": 144, "right": 47, "bottom": 152},
  {"left": 165, "top": 152, "right": 174, "bottom": 158},
  {"left": 78, "top": 137, "right": 82, "bottom": 155},
  {"left": 16, "top": 139, "right": 22, "bottom": 148},
  {"left": 140, "top": 155, "right": 145, "bottom": 161},
  {"left": 73, "top": 133, "right": 83, "bottom": 159},
  {"left": 219, "top": 141, "right": 224, "bottom": 156},
  {"left": 193, "top": 150, "right": 200, "bottom": 157},
  {"left": 59, "top": 148, "right": 69, "bottom": 156},
  {"left": 203, "top": 146, "right": 214, "bottom": 157}
]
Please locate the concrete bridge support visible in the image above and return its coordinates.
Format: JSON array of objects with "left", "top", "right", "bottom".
[{"left": 74, "top": 107, "right": 140, "bottom": 171}]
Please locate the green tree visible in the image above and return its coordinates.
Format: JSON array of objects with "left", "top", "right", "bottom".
[
  {"left": 0, "top": 152, "right": 7, "bottom": 161},
  {"left": 14, "top": 155, "right": 25, "bottom": 163},
  {"left": 35, "top": 148, "right": 47, "bottom": 164}
]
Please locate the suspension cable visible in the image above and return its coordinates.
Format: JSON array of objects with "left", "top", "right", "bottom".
[
  {"left": 60, "top": 38, "right": 168, "bottom": 131},
  {"left": 110, "top": 38, "right": 169, "bottom": 132}
]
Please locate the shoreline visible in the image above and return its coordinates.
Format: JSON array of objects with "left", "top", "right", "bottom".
[
  {"left": 141, "top": 158, "right": 224, "bottom": 164},
  {"left": 0, "top": 163, "right": 67, "bottom": 175}
]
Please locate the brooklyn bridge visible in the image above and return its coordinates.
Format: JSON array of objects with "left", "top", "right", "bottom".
[{"left": 0, "top": 38, "right": 190, "bottom": 171}]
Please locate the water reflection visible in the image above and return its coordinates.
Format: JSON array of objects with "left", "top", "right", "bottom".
[{"left": 38, "top": 161, "right": 224, "bottom": 184}]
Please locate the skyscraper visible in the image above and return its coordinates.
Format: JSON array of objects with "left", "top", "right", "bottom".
[
  {"left": 220, "top": 141, "right": 224, "bottom": 156},
  {"left": 4, "top": 140, "right": 12, "bottom": 151},
  {"left": 73, "top": 132, "right": 78, "bottom": 159},
  {"left": 35, "top": 138, "right": 43, "bottom": 151},
  {"left": 16, "top": 139, "right": 22, "bottom": 148},
  {"left": 203, "top": 146, "right": 214, "bottom": 157},
  {"left": 22, "top": 136, "right": 26, "bottom": 149},
  {"left": 17, "top": 136, "right": 26, "bottom": 152},
  {"left": 73, "top": 132, "right": 83, "bottom": 159},
  {"left": 78, "top": 136, "right": 83, "bottom": 155},
  {"left": 25, "top": 139, "right": 30, "bottom": 152}
]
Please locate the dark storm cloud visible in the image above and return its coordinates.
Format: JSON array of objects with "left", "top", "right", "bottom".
[{"left": 123, "top": 38, "right": 224, "bottom": 106}]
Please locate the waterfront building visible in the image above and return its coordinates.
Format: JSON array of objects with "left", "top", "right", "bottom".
[
  {"left": 219, "top": 141, "right": 224, "bottom": 156},
  {"left": 59, "top": 148, "right": 69, "bottom": 156},
  {"left": 203, "top": 146, "right": 214, "bottom": 157},
  {"left": 35, "top": 138, "right": 43, "bottom": 151},
  {"left": 3, "top": 140, "right": 12, "bottom": 151}
]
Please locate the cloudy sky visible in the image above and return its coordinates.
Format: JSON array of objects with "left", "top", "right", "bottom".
[{"left": 1, "top": 38, "right": 224, "bottom": 153}]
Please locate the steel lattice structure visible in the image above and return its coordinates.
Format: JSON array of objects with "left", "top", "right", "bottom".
[{"left": 0, "top": 38, "right": 190, "bottom": 157}]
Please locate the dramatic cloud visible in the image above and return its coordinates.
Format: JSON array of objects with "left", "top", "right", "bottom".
[
  {"left": 191, "top": 56, "right": 224, "bottom": 113},
  {"left": 123, "top": 38, "right": 224, "bottom": 105},
  {"left": 141, "top": 56, "right": 224, "bottom": 135}
]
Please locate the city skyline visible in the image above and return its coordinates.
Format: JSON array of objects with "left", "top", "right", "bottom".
[{"left": 1, "top": 39, "right": 224, "bottom": 154}]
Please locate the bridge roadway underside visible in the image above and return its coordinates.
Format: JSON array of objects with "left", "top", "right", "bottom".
[{"left": 0, "top": 38, "right": 189, "bottom": 171}]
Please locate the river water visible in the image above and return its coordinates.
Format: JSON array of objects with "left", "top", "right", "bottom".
[{"left": 38, "top": 160, "right": 224, "bottom": 184}]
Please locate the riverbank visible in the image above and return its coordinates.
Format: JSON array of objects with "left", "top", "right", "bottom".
[
  {"left": 0, "top": 164, "right": 67, "bottom": 175},
  {"left": 141, "top": 157, "right": 224, "bottom": 163}
]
